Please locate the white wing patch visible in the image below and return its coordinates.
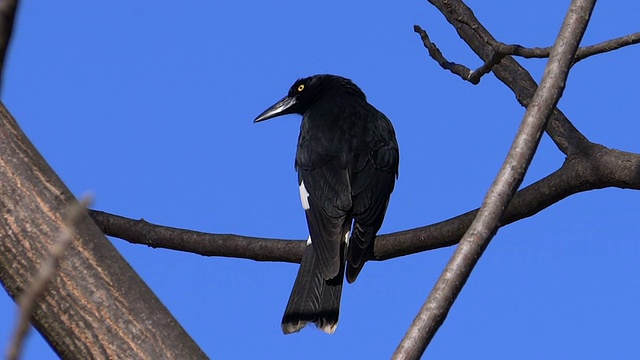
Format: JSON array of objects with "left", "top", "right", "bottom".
[
  {"left": 306, "top": 235, "right": 312, "bottom": 245},
  {"left": 299, "top": 180, "right": 310, "bottom": 210}
]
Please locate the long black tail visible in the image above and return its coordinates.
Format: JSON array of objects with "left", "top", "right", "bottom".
[{"left": 281, "top": 242, "right": 345, "bottom": 334}]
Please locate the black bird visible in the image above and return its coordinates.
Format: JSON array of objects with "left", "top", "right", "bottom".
[{"left": 254, "top": 74, "right": 399, "bottom": 334}]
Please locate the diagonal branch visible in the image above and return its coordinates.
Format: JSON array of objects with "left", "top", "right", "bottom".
[
  {"left": 392, "top": 1, "right": 596, "bottom": 358},
  {"left": 0, "top": 103, "right": 207, "bottom": 359}
]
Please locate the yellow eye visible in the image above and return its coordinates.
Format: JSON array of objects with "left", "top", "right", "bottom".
[{"left": 297, "top": 84, "right": 305, "bottom": 92}]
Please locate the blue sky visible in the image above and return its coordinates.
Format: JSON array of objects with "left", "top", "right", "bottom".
[{"left": 2, "top": 1, "right": 639, "bottom": 359}]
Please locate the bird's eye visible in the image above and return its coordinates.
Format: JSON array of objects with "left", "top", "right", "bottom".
[{"left": 297, "top": 84, "right": 305, "bottom": 92}]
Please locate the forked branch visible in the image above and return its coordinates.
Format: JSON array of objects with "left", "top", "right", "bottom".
[
  {"left": 394, "top": 1, "right": 596, "bottom": 358},
  {"left": 414, "top": 23, "right": 640, "bottom": 85}
]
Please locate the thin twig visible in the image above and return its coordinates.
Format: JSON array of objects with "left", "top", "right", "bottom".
[
  {"left": 393, "top": 1, "right": 596, "bottom": 358},
  {"left": 6, "top": 195, "right": 93, "bottom": 360},
  {"left": 413, "top": 25, "right": 505, "bottom": 84},
  {"left": 488, "top": 31, "right": 640, "bottom": 64},
  {"left": 574, "top": 32, "right": 640, "bottom": 62}
]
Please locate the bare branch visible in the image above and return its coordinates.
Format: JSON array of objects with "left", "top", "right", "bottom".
[
  {"left": 413, "top": 25, "right": 505, "bottom": 84},
  {"left": 90, "top": 211, "right": 304, "bottom": 263},
  {"left": 574, "top": 32, "right": 640, "bottom": 62},
  {"left": 393, "top": 1, "right": 596, "bottom": 358},
  {"left": 457, "top": 13, "right": 640, "bottom": 65},
  {"left": 420, "top": 0, "right": 594, "bottom": 156},
  {"left": 0, "top": 0, "right": 18, "bottom": 93},
  {"left": 484, "top": 31, "right": 640, "bottom": 64},
  {"left": 417, "top": 20, "right": 639, "bottom": 86},
  {"left": 7, "top": 196, "right": 93, "bottom": 360},
  {"left": 89, "top": 143, "right": 640, "bottom": 264}
]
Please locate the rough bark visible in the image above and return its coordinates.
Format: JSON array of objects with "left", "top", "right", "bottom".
[{"left": 0, "top": 103, "right": 207, "bottom": 359}]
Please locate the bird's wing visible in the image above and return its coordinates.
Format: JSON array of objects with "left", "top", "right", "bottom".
[
  {"left": 347, "top": 121, "right": 399, "bottom": 282},
  {"left": 297, "top": 154, "right": 352, "bottom": 280}
]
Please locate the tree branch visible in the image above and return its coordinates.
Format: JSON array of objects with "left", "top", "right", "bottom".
[
  {"left": 457, "top": 13, "right": 640, "bottom": 66},
  {"left": 422, "top": 0, "right": 593, "bottom": 156},
  {"left": 89, "top": 143, "right": 640, "bottom": 264},
  {"left": 478, "top": 30, "right": 640, "bottom": 64},
  {"left": 412, "top": 25, "right": 505, "bottom": 85},
  {"left": 393, "top": 1, "right": 596, "bottom": 358},
  {"left": 413, "top": 25, "right": 640, "bottom": 84},
  {"left": 574, "top": 32, "right": 640, "bottom": 62},
  {"left": 0, "top": 103, "right": 207, "bottom": 359}
]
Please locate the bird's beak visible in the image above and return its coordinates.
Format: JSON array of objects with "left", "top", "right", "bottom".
[{"left": 254, "top": 96, "right": 298, "bottom": 123}]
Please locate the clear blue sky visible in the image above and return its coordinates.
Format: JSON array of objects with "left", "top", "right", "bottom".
[{"left": 2, "top": 1, "right": 639, "bottom": 359}]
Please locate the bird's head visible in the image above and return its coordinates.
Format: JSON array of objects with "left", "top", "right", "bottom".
[{"left": 253, "top": 74, "right": 366, "bottom": 123}]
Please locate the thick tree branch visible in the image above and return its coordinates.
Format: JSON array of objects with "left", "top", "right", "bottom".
[
  {"left": 89, "top": 143, "right": 640, "bottom": 264},
  {"left": 0, "top": 103, "right": 207, "bottom": 359},
  {"left": 393, "top": 1, "right": 595, "bottom": 358}
]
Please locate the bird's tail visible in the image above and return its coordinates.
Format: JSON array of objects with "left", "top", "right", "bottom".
[{"left": 281, "top": 243, "right": 345, "bottom": 334}]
